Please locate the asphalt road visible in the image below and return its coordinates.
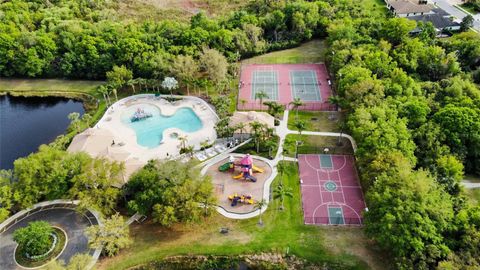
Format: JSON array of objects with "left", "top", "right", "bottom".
[
  {"left": 434, "top": 0, "right": 480, "bottom": 31},
  {"left": 0, "top": 208, "right": 93, "bottom": 270}
]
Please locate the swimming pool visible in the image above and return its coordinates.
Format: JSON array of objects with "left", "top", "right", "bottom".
[{"left": 121, "top": 104, "right": 203, "bottom": 148}]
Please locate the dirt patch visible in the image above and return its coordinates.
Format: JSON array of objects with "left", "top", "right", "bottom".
[
  {"left": 320, "top": 227, "right": 392, "bottom": 270},
  {"left": 205, "top": 156, "right": 273, "bottom": 214}
]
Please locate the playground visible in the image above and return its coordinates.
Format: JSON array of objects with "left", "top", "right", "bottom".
[
  {"left": 298, "top": 154, "right": 366, "bottom": 225},
  {"left": 238, "top": 64, "right": 334, "bottom": 111},
  {"left": 204, "top": 154, "right": 273, "bottom": 214}
]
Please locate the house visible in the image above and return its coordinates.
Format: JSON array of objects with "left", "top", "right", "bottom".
[
  {"left": 385, "top": 0, "right": 435, "bottom": 17},
  {"left": 409, "top": 8, "right": 461, "bottom": 35}
]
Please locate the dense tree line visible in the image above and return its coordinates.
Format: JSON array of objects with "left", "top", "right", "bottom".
[
  {"left": 326, "top": 4, "right": 480, "bottom": 269},
  {"left": 0, "top": 145, "right": 124, "bottom": 219},
  {"left": 0, "top": 0, "right": 340, "bottom": 81}
]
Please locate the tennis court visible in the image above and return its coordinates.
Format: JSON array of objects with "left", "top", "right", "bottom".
[
  {"left": 251, "top": 69, "right": 279, "bottom": 100},
  {"left": 290, "top": 70, "right": 321, "bottom": 101},
  {"left": 238, "top": 64, "right": 334, "bottom": 111},
  {"left": 298, "top": 154, "right": 366, "bottom": 225}
]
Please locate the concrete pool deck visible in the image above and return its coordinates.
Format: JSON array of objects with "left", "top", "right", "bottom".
[{"left": 68, "top": 94, "right": 218, "bottom": 181}]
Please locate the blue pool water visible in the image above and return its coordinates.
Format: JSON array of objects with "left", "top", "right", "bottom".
[{"left": 122, "top": 105, "right": 203, "bottom": 148}]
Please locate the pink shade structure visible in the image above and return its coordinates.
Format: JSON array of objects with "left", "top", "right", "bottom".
[{"left": 240, "top": 154, "right": 253, "bottom": 166}]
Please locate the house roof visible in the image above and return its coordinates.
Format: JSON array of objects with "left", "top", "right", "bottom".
[
  {"left": 409, "top": 13, "right": 460, "bottom": 29},
  {"left": 388, "top": 0, "right": 434, "bottom": 14}
]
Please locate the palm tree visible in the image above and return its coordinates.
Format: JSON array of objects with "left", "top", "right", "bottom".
[
  {"left": 277, "top": 162, "right": 286, "bottom": 184},
  {"left": 249, "top": 121, "right": 263, "bottom": 153},
  {"left": 127, "top": 79, "right": 136, "bottom": 94},
  {"left": 82, "top": 113, "right": 93, "bottom": 127},
  {"left": 255, "top": 91, "right": 269, "bottom": 110},
  {"left": 254, "top": 199, "right": 268, "bottom": 226},
  {"left": 96, "top": 85, "right": 111, "bottom": 106},
  {"left": 328, "top": 95, "right": 342, "bottom": 110},
  {"left": 289, "top": 98, "right": 304, "bottom": 120},
  {"left": 235, "top": 122, "right": 246, "bottom": 142},
  {"left": 240, "top": 99, "right": 247, "bottom": 110},
  {"left": 274, "top": 184, "right": 293, "bottom": 210},
  {"left": 68, "top": 112, "right": 81, "bottom": 132},
  {"left": 264, "top": 139, "right": 277, "bottom": 159},
  {"left": 294, "top": 120, "right": 306, "bottom": 135},
  {"left": 184, "top": 145, "right": 194, "bottom": 158},
  {"left": 177, "top": 135, "right": 188, "bottom": 152}
]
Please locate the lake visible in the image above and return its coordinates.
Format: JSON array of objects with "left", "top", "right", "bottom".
[{"left": 0, "top": 95, "right": 84, "bottom": 170}]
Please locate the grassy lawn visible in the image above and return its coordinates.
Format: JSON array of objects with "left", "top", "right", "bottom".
[
  {"left": 288, "top": 111, "right": 345, "bottom": 133},
  {"left": 0, "top": 78, "right": 103, "bottom": 94},
  {"left": 96, "top": 162, "right": 388, "bottom": 270},
  {"left": 284, "top": 134, "right": 354, "bottom": 157},
  {"left": 466, "top": 188, "right": 480, "bottom": 206},
  {"left": 459, "top": 3, "right": 479, "bottom": 14},
  {"left": 115, "top": 0, "right": 248, "bottom": 22},
  {"left": 242, "top": 39, "right": 328, "bottom": 64},
  {"left": 360, "top": 0, "right": 389, "bottom": 18}
]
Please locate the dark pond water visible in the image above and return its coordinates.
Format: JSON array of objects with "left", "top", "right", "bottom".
[{"left": 0, "top": 95, "right": 84, "bottom": 170}]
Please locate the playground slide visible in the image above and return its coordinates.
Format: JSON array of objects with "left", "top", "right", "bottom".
[
  {"left": 245, "top": 175, "right": 257, "bottom": 182},
  {"left": 218, "top": 162, "right": 231, "bottom": 172},
  {"left": 252, "top": 165, "right": 264, "bottom": 173},
  {"left": 233, "top": 173, "right": 244, "bottom": 179}
]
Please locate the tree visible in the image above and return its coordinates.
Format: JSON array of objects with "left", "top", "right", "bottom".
[
  {"left": 255, "top": 91, "right": 269, "bottom": 110},
  {"left": 240, "top": 99, "right": 247, "bottom": 109},
  {"left": 0, "top": 170, "right": 14, "bottom": 222},
  {"left": 264, "top": 139, "right": 278, "bottom": 159},
  {"left": 249, "top": 121, "right": 263, "bottom": 153},
  {"left": 294, "top": 120, "right": 306, "bottom": 135},
  {"left": 364, "top": 169, "right": 454, "bottom": 269},
  {"left": 13, "top": 146, "right": 89, "bottom": 208},
  {"left": 126, "top": 160, "right": 216, "bottom": 227},
  {"left": 69, "top": 157, "right": 124, "bottom": 215},
  {"left": 96, "top": 85, "right": 111, "bottom": 107},
  {"left": 161, "top": 76, "right": 179, "bottom": 97},
  {"left": 277, "top": 162, "right": 286, "bottom": 185},
  {"left": 178, "top": 135, "right": 188, "bottom": 152},
  {"left": 171, "top": 55, "right": 199, "bottom": 96},
  {"left": 199, "top": 48, "right": 228, "bottom": 85},
  {"left": 13, "top": 221, "right": 53, "bottom": 257},
  {"left": 254, "top": 199, "right": 268, "bottom": 226},
  {"left": 274, "top": 184, "right": 293, "bottom": 210},
  {"left": 460, "top": 15, "right": 474, "bottom": 32},
  {"left": 68, "top": 112, "right": 81, "bottom": 132},
  {"left": 86, "top": 213, "right": 132, "bottom": 257},
  {"left": 263, "top": 101, "right": 284, "bottom": 118},
  {"left": 235, "top": 122, "right": 246, "bottom": 142},
  {"left": 106, "top": 65, "right": 133, "bottom": 89},
  {"left": 289, "top": 98, "right": 304, "bottom": 119}
]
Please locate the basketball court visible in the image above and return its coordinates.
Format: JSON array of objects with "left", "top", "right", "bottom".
[
  {"left": 238, "top": 64, "right": 334, "bottom": 111},
  {"left": 298, "top": 154, "right": 366, "bottom": 225}
]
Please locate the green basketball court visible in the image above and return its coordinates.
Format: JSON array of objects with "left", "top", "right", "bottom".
[{"left": 320, "top": 155, "right": 333, "bottom": 168}]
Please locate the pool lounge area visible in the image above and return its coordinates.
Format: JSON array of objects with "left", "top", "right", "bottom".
[{"left": 68, "top": 94, "right": 218, "bottom": 181}]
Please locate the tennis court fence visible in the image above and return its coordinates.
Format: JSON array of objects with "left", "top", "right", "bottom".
[
  {"left": 237, "top": 102, "right": 337, "bottom": 111},
  {"left": 305, "top": 216, "right": 363, "bottom": 225}
]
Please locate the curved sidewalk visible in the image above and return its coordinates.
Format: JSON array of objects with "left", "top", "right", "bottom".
[{"left": 200, "top": 110, "right": 357, "bottom": 220}]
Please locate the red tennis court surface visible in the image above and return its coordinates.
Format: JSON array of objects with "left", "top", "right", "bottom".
[
  {"left": 298, "top": 154, "right": 366, "bottom": 225},
  {"left": 238, "top": 64, "right": 335, "bottom": 111}
]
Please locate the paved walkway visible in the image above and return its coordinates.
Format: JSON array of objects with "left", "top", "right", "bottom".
[
  {"left": 201, "top": 110, "right": 357, "bottom": 219},
  {"left": 462, "top": 180, "right": 480, "bottom": 189},
  {"left": 0, "top": 209, "right": 93, "bottom": 270},
  {"left": 435, "top": 0, "right": 480, "bottom": 31}
]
